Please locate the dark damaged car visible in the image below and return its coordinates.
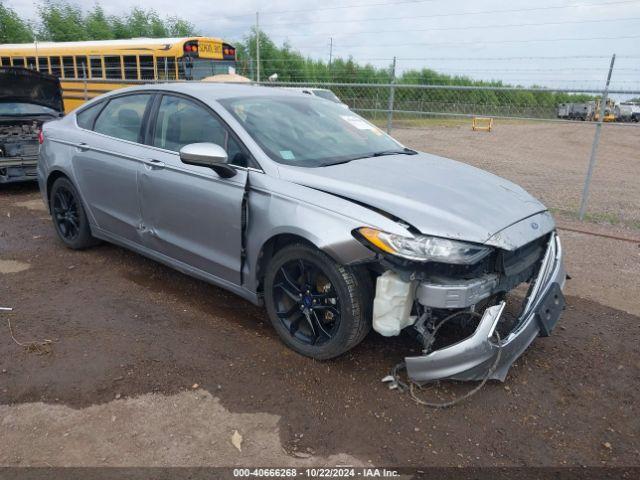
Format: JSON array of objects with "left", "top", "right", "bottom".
[{"left": 0, "top": 67, "right": 63, "bottom": 183}]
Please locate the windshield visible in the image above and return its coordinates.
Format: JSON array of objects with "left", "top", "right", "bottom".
[
  {"left": 312, "top": 89, "right": 342, "bottom": 104},
  {"left": 219, "top": 95, "right": 403, "bottom": 167},
  {"left": 0, "top": 102, "right": 58, "bottom": 116}
]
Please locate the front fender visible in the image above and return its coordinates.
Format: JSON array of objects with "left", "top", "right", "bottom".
[{"left": 244, "top": 171, "right": 409, "bottom": 293}]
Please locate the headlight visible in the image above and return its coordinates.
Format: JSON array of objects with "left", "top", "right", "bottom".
[{"left": 356, "top": 227, "right": 492, "bottom": 264}]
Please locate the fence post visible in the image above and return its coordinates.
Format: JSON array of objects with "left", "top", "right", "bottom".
[
  {"left": 256, "top": 11, "right": 261, "bottom": 83},
  {"left": 81, "top": 62, "right": 88, "bottom": 101},
  {"left": 578, "top": 54, "right": 616, "bottom": 221},
  {"left": 386, "top": 56, "right": 396, "bottom": 134}
]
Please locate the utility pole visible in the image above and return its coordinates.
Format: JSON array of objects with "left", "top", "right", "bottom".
[
  {"left": 578, "top": 53, "right": 616, "bottom": 220},
  {"left": 328, "top": 37, "right": 333, "bottom": 68},
  {"left": 255, "top": 11, "right": 260, "bottom": 83}
]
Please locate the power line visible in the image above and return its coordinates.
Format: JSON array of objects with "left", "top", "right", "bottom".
[
  {"left": 219, "top": 0, "right": 441, "bottom": 19},
  {"left": 259, "top": 0, "right": 640, "bottom": 27},
  {"left": 266, "top": 17, "right": 640, "bottom": 38},
  {"left": 298, "top": 34, "right": 640, "bottom": 50}
]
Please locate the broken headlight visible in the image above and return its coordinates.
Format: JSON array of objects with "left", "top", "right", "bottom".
[{"left": 356, "top": 227, "right": 492, "bottom": 264}]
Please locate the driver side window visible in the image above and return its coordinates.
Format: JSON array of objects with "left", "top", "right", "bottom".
[{"left": 152, "top": 95, "right": 252, "bottom": 168}]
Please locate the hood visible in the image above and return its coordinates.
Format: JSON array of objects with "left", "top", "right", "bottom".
[
  {"left": 0, "top": 67, "right": 64, "bottom": 113},
  {"left": 278, "top": 152, "right": 547, "bottom": 245}
]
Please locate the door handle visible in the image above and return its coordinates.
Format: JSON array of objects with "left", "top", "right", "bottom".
[
  {"left": 76, "top": 142, "right": 89, "bottom": 152},
  {"left": 145, "top": 159, "right": 166, "bottom": 170}
]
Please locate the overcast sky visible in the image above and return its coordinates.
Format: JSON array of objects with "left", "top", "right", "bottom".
[{"left": 7, "top": 0, "right": 640, "bottom": 90}]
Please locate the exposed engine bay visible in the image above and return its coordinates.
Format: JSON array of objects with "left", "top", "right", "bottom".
[
  {"left": 0, "top": 120, "right": 41, "bottom": 182},
  {"left": 0, "top": 67, "right": 64, "bottom": 183}
]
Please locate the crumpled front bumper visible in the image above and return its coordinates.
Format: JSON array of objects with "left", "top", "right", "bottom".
[{"left": 405, "top": 232, "right": 566, "bottom": 383}]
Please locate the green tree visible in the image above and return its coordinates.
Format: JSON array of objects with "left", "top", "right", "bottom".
[
  {"left": 0, "top": 2, "right": 34, "bottom": 43},
  {"left": 85, "top": 5, "right": 112, "bottom": 40},
  {"left": 38, "top": 1, "right": 87, "bottom": 41}
]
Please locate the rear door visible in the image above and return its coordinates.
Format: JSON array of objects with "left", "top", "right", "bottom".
[
  {"left": 138, "top": 93, "right": 249, "bottom": 285},
  {"left": 72, "top": 93, "right": 152, "bottom": 244}
]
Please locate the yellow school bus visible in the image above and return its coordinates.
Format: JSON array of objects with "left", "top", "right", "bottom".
[{"left": 0, "top": 37, "right": 237, "bottom": 112}]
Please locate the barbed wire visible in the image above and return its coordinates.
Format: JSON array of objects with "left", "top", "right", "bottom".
[
  {"left": 266, "top": 16, "right": 640, "bottom": 38},
  {"left": 258, "top": 0, "right": 640, "bottom": 27}
]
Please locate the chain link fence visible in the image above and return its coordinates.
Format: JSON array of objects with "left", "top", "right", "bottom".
[{"left": 262, "top": 80, "right": 640, "bottom": 230}]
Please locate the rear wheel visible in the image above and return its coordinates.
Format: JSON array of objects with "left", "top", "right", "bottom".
[
  {"left": 264, "top": 243, "right": 372, "bottom": 360},
  {"left": 49, "top": 177, "right": 97, "bottom": 249}
]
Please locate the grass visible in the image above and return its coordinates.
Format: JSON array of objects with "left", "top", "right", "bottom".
[{"left": 550, "top": 207, "right": 640, "bottom": 231}]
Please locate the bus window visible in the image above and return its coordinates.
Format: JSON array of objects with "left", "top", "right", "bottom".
[
  {"left": 156, "top": 57, "right": 176, "bottom": 80},
  {"left": 139, "top": 55, "right": 154, "bottom": 80},
  {"left": 104, "top": 56, "right": 122, "bottom": 79},
  {"left": 0, "top": 57, "right": 9, "bottom": 67},
  {"left": 62, "top": 56, "right": 75, "bottom": 78},
  {"left": 26, "top": 57, "right": 36, "bottom": 69},
  {"left": 177, "top": 58, "right": 187, "bottom": 79},
  {"left": 37, "top": 57, "right": 49, "bottom": 73},
  {"left": 90, "top": 56, "right": 103, "bottom": 79},
  {"left": 123, "top": 55, "right": 138, "bottom": 80},
  {"left": 75, "top": 56, "right": 88, "bottom": 78},
  {"left": 50, "top": 57, "right": 62, "bottom": 77},
  {"left": 13, "top": 57, "right": 25, "bottom": 68}
]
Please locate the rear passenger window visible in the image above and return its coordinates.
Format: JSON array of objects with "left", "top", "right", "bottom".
[
  {"left": 94, "top": 95, "right": 150, "bottom": 143},
  {"left": 153, "top": 95, "right": 226, "bottom": 152},
  {"left": 76, "top": 102, "right": 104, "bottom": 130}
]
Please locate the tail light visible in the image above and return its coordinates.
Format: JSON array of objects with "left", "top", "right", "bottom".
[{"left": 38, "top": 130, "right": 44, "bottom": 144}]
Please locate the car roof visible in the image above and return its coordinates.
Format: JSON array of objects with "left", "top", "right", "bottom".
[{"left": 99, "top": 82, "right": 300, "bottom": 103}]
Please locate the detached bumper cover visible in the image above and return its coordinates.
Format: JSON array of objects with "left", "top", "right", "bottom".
[{"left": 405, "top": 233, "right": 565, "bottom": 383}]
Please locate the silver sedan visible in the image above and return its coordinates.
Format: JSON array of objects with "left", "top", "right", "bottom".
[{"left": 37, "top": 83, "right": 566, "bottom": 383}]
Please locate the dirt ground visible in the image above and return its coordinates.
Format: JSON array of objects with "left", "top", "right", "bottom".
[
  {"left": 1, "top": 183, "right": 639, "bottom": 468},
  {"left": 394, "top": 122, "right": 640, "bottom": 229}
]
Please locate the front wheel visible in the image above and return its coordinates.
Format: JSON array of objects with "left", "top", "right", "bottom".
[{"left": 264, "top": 244, "right": 372, "bottom": 360}]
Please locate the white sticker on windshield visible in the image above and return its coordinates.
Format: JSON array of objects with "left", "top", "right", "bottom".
[
  {"left": 340, "top": 115, "right": 376, "bottom": 131},
  {"left": 280, "top": 150, "right": 295, "bottom": 160}
]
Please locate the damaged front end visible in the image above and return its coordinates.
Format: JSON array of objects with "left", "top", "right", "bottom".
[
  {"left": 365, "top": 223, "right": 566, "bottom": 383},
  {"left": 0, "top": 67, "right": 64, "bottom": 183},
  {"left": 0, "top": 121, "right": 42, "bottom": 183}
]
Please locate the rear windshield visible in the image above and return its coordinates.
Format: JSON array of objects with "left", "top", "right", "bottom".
[{"left": 312, "top": 89, "right": 342, "bottom": 104}]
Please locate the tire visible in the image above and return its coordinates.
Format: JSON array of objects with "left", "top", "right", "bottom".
[
  {"left": 49, "top": 176, "right": 98, "bottom": 250},
  {"left": 264, "top": 243, "right": 372, "bottom": 360}
]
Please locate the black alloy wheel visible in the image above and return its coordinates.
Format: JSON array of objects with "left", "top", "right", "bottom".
[{"left": 272, "top": 258, "right": 341, "bottom": 346}]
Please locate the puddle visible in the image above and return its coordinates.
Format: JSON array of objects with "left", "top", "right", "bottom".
[
  {"left": 0, "top": 260, "right": 30, "bottom": 274},
  {"left": 13, "top": 199, "right": 47, "bottom": 212}
]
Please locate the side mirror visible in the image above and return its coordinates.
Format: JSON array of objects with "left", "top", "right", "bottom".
[{"left": 179, "top": 143, "right": 236, "bottom": 178}]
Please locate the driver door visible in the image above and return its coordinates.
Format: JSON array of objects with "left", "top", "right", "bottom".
[{"left": 138, "top": 93, "right": 248, "bottom": 285}]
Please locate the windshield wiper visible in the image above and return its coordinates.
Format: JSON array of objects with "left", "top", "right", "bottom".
[
  {"left": 321, "top": 148, "right": 418, "bottom": 167},
  {"left": 371, "top": 147, "right": 418, "bottom": 157}
]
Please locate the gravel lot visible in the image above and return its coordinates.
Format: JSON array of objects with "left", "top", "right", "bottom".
[
  {"left": 393, "top": 122, "right": 640, "bottom": 229},
  {"left": 1, "top": 183, "right": 639, "bottom": 468}
]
